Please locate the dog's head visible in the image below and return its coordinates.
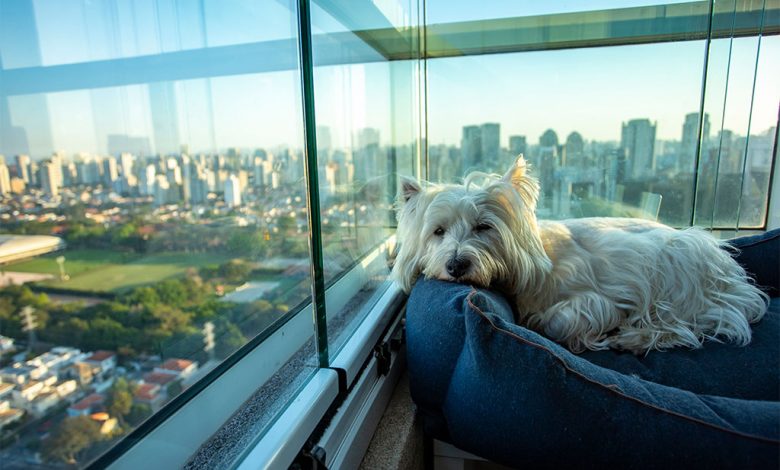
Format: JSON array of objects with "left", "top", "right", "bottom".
[{"left": 392, "top": 156, "right": 551, "bottom": 295}]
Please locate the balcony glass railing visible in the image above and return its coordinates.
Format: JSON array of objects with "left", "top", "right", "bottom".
[{"left": 0, "top": 0, "right": 776, "bottom": 468}]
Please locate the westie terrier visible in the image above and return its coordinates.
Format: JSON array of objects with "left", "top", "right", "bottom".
[{"left": 393, "top": 156, "right": 768, "bottom": 353}]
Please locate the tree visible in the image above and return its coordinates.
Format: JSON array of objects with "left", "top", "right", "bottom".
[
  {"left": 167, "top": 380, "right": 183, "bottom": 399},
  {"left": 107, "top": 378, "right": 134, "bottom": 422},
  {"left": 219, "top": 259, "right": 251, "bottom": 283},
  {"left": 215, "top": 320, "right": 247, "bottom": 359},
  {"left": 126, "top": 403, "right": 152, "bottom": 427},
  {"left": 43, "top": 416, "right": 102, "bottom": 464}
]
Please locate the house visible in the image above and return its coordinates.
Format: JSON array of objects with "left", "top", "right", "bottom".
[
  {"left": 67, "top": 393, "right": 104, "bottom": 417},
  {"left": 55, "top": 380, "right": 78, "bottom": 399},
  {"left": 83, "top": 350, "right": 117, "bottom": 381},
  {"left": 1, "top": 363, "right": 46, "bottom": 385},
  {"left": 0, "top": 335, "right": 14, "bottom": 354},
  {"left": 134, "top": 383, "right": 164, "bottom": 411},
  {"left": 12, "top": 380, "right": 43, "bottom": 407},
  {"left": 68, "top": 362, "right": 94, "bottom": 386},
  {"left": 0, "top": 400, "right": 24, "bottom": 430},
  {"left": 154, "top": 358, "right": 198, "bottom": 383},
  {"left": 0, "top": 382, "right": 13, "bottom": 401},
  {"left": 141, "top": 372, "right": 176, "bottom": 387},
  {"left": 32, "top": 347, "right": 84, "bottom": 372},
  {"left": 30, "top": 391, "right": 60, "bottom": 417}
]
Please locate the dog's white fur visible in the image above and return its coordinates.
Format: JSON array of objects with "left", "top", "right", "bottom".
[{"left": 393, "top": 156, "right": 768, "bottom": 353}]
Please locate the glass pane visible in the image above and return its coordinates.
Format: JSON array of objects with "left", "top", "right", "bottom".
[
  {"left": 424, "top": 0, "right": 778, "bottom": 228},
  {"left": 427, "top": 40, "right": 707, "bottom": 225},
  {"left": 310, "top": 1, "right": 421, "bottom": 359},
  {"left": 694, "top": 1, "right": 778, "bottom": 229},
  {"left": 0, "top": 1, "right": 316, "bottom": 467}
]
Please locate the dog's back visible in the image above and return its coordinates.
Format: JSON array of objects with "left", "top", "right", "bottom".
[{"left": 533, "top": 217, "right": 768, "bottom": 352}]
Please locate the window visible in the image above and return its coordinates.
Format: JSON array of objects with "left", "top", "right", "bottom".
[
  {"left": 1, "top": 1, "right": 318, "bottom": 467},
  {"left": 425, "top": 0, "right": 778, "bottom": 230},
  {"left": 0, "top": 1, "right": 776, "bottom": 469}
]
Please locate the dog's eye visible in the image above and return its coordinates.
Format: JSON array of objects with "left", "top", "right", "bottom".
[
  {"left": 433, "top": 227, "right": 445, "bottom": 236},
  {"left": 475, "top": 223, "right": 492, "bottom": 232}
]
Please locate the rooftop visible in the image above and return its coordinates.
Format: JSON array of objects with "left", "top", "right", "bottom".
[
  {"left": 135, "top": 383, "right": 161, "bottom": 401},
  {"left": 0, "top": 234, "right": 66, "bottom": 265},
  {"left": 143, "top": 372, "right": 176, "bottom": 386},
  {"left": 85, "top": 351, "right": 116, "bottom": 363},
  {"left": 159, "top": 359, "right": 195, "bottom": 372},
  {"left": 70, "top": 393, "right": 104, "bottom": 411}
]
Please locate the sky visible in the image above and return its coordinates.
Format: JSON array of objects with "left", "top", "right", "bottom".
[{"left": 0, "top": 0, "right": 777, "bottom": 158}]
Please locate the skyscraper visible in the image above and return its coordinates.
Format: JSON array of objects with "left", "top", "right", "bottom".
[
  {"left": 564, "top": 132, "right": 585, "bottom": 167},
  {"left": 0, "top": 162, "right": 11, "bottom": 196},
  {"left": 103, "top": 156, "right": 119, "bottom": 186},
  {"left": 40, "top": 161, "right": 60, "bottom": 197},
  {"left": 16, "top": 154, "right": 31, "bottom": 184},
  {"left": 680, "top": 112, "right": 710, "bottom": 174},
  {"left": 480, "top": 123, "right": 500, "bottom": 170},
  {"left": 621, "top": 119, "right": 656, "bottom": 179},
  {"left": 509, "top": 135, "right": 527, "bottom": 157},
  {"left": 224, "top": 174, "right": 241, "bottom": 208},
  {"left": 461, "top": 125, "right": 481, "bottom": 172}
]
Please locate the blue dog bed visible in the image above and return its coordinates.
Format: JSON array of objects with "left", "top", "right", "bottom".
[{"left": 406, "top": 230, "right": 780, "bottom": 469}]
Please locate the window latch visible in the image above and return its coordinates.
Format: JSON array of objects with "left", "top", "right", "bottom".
[{"left": 373, "top": 342, "right": 391, "bottom": 376}]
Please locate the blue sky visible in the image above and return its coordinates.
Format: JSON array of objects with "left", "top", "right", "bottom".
[{"left": 0, "top": 0, "right": 777, "bottom": 157}]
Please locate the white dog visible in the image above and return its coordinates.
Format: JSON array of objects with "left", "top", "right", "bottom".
[{"left": 393, "top": 156, "right": 768, "bottom": 354}]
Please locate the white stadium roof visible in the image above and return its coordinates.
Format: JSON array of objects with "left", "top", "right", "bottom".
[{"left": 0, "top": 235, "right": 66, "bottom": 265}]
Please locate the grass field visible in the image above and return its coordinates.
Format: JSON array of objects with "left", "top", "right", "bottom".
[{"left": 5, "top": 250, "right": 233, "bottom": 293}]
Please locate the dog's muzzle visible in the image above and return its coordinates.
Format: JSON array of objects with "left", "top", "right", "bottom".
[{"left": 446, "top": 257, "right": 471, "bottom": 279}]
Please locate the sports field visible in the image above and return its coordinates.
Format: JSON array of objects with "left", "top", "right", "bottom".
[{"left": 5, "top": 249, "right": 233, "bottom": 293}]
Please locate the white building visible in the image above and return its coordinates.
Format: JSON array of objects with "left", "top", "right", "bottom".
[
  {"left": 224, "top": 174, "right": 241, "bottom": 208},
  {"left": 0, "top": 162, "right": 10, "bottom": 196}
]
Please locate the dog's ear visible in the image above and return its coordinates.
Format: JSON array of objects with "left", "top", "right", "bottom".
[
  {"left": 399, "top": 176, "right": 422, "bottom": 203},
  {"left": 501, "top": 155, "right": 539, "bottom": 208}
]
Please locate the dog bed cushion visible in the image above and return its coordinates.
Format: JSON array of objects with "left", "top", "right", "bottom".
[{"left": 406, "top": 229, "right": 780, "bottom": 468}]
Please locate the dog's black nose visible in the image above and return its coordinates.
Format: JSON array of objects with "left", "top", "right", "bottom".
[{"left": 446, "top": 258, "right": 471, "bottom": 278}]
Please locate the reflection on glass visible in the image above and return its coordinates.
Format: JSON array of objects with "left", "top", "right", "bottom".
[
  {"left": 0, "top": 1, "right": 314, "bottom": 468},
  {"left": 311, "top": 2, "right": 421, "bottom": 359}
]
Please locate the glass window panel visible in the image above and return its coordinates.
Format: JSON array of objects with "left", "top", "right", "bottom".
[
  {"left": 310, "top": 1, "right": 421, "bottom": 359},
  {"left": 426, "top": 40, "right": 707, "bottom": 226},
  {"left": 0, "top": 0, "right": 299, "bottom": 70},
  {"left": 0, "top": 1, "right": 316, "bottom": 468},
  {"left": 424, "top": 0, "right": 778, "bottom": 229}
]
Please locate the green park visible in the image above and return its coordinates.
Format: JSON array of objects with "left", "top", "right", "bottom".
[{"left": 5, "top": 249, "right": 235, "bottom": 294}]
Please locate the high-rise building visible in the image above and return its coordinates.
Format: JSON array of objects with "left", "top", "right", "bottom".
[
  {"left": 40, "top": 161, "right": 60, "bottom": 197},
  {"left": 153, "top": 175, "right": 170, "bottom": 206},
  {"left": 621, "top": 119, "right": 656, "bottom": 179},
  {"left": 119, "top": 153, "right": 135, "bottom": 178},
  {"left": 141, "top": 164, "right": 157, "bottom": 196},
  {"left": 539, "top": 129, "right": 559, "bottom": 148},
  {"left": 16, "top": 154, "right": 31, "bottom": 184},
  {"left": 480, "top": 123, "right": 500, "bottom": 170},
  {"left": 564, "top": 132, "right": 585, "bottom": 167},
  {"left": 0, "top": 162, "right": 11, "bottom": 196},
  {"left": 680, "top": 112, "right": 710, "bottom": 174},
  {"left": 253, "top": 156, "right": 265, "bottom": 190},
  {"left": 224, "top": 174, "right": 241, "bottom": 208},
  {"left": 509, "top": 135, "right": 527, "bottom": 158},
  {"left": 103, "top": 156, "right": 119, "bottom": 186},
  {"left": 356, "top": 128, "right": 380, "bottom": 149},
  {"left": 461, "top": 125, "right": 481, "bottom": 172}
]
